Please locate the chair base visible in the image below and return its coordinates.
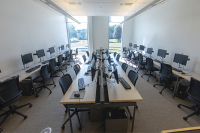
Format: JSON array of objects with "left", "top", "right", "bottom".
[
  {"left": 177, "top": 104, "right": 200, "bottom": 121},
  {"left": 141, "top": 71, "right": 158, "bottom": 82},
  {"left": 0, "top": 103, "right": 32, "bottom": 131},
  {"left": 153, "top": 83, "right": 174, "bottom": 94}
]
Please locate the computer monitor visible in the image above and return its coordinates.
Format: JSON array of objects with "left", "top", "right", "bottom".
[
  {"left": 91, "top": 61, "right": 96, "bottom": 81},
  {"left": 61, "top": 45, "right": 64, "bottom": 50},
  {"left": 36, "top": 49, "right": 45, "bottom": 58},
  {"left": 92, "top": 52, "right": 94, "bottom": 59},
  {"left": 129, "top": 43, "right": 132, "bottom": 47},
  {"left": 21, "top": 53, "right": 33, "bottom": 65},
  {"left": 139, "top": 45, "right": 145, "bottom": 51},
  {"left": 146, "top": 48, "right": 153, "bottom": 55},
  {"left": 173, "top": 53, "right": 188, "bottom": 66},
  {"left": 157, "top": 49, "right": 167, "bottom": 58},
  {"left": 108, "top": 56, "right": 111, "bottom": 65},
  {"left": 133, "top": 44, "right": 138, "bottom": 48},
  {"left": 112, "top": 64, "right": 119, "bottom": 84},
  {"left": 49, "top": 47, "right": 55, "bottom": 54}
]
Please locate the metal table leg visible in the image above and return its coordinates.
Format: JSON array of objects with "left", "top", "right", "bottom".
[
  {"left": 68, "top": 107, "right": 73, "bottom": 133},
  {"left": 131, "top": 104, "right": 136, "bottom": 132}
]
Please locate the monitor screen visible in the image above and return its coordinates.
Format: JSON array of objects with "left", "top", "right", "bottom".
[
  {"left": 173, "top": 53, "right": 188, "bottom": 66},
  {"left": 157, "top": 49, "right": 167, "bottom": 58},
  {"left": 129, "top": 43, "right": 132, "bottom": 47},
  {"left": 49, "top": 47, "right": 55, "bottom": 54},
  {"left": 139, "top": 45, "right": 145, "bottom": 50},
  {"left": 134, "top": 44, "right": 137, "bottom": 48},
  {"left": 21, "top": 53, "right": 33, "bottom": 65},
  {"left": 36, "top": 49, "right": 45, "bottom": 58},
  {"left": 91, "top": 61, "right": 96, "bottom": 81},
  {"left": 61, "top": 45, "right": 64, "bottom": 50},
  {"left": 147, "top": 48, "right": 153, "bottom": 54},
  {"left": 112, "top": 64, "right": 119, "bottom": 84}
]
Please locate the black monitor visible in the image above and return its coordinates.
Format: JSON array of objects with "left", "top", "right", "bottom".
[
  {"left": 36, "top": 49, "right": 45, "bottom": 58},
  {"left": 108, "top": 56, "right": 111, "bottom": 65},
  {"left": 139, "top": 45, "right": 145, "bottom": 50},
  {"left": 61, "top": 45, "right": 64, "bottom": 50},
  {"left": 133, "top": 44, "right": 138, "bottom": 48},
  {"left": 173, "top": 53, "right": 188, "bottom": 66},
  {"left": 157, "top": 49, "right": 167, "bottom": 58},
  {"left": 146, "top": 48, "right": 153, "bottom": 55},
  {"left": 91, "top": 61, "right": 96, "bottom": 81},
  {"left": 112, "top": 64, "right": 119, "bottom": 84},
  {"left": 92, "top": 52, "right": 94, "bottom": 59},
  {"left": 129, "top": 43, "right": 132, "bottom": 47},
  {"left": 49, "top": 47, "right": 55, "bottom": 54},
  {"left": 21, "top": 53, "right": 33, "bottom": 65}
]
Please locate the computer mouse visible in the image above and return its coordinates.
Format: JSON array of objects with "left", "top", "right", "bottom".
[
  {"left": 181, "top": 72, "right": 185, "bottom": 74},
  {"left": 74, "top": 93, "right": 80, "bottom": 97}
]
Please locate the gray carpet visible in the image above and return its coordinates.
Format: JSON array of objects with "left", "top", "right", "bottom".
[{"left": 1, "top": 60, "right": 200, "bottom": 133}]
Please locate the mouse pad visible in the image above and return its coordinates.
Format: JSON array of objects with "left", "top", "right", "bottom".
[{"left": 70, "top": 91, "right": 85, "bottom": 99}]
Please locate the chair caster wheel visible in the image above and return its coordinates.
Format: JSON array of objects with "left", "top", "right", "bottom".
[
  {"left": 35, "top": 95, "right": 39, "bottom": 98},
  {"left": 177, "top": 104, "right": 181, "bottom": 108},
  {"left": 156, "top": 79, "right": 158, "bottom": 82},
  {"left": 147, "top": 80, "right": 149, "bottom": 82},
  {"left": 29, "top": 104, "right": 33, "bottom": 108},
  {"left": 88, "top": 111, "right": 90, "bottom": 114},
  {"left": 78, "top": 127, "right": 82, "bottom": 131},
  {"left": 24, "top": 115, "right": 27, "bottom": 119},
  {"left": 50, "top": 91, "right": 52, "bottom": 94},
  {"left": 159, "top": 91, "right": 162, "bottom": 94},
  {"left": 54, "top": 85, "right": 56, "bottom": 87},
  {"left": 130, "top": 116, "right": 133, "bottom": 120},
  {"left": 0, "top": 128, "right": 3, "bottom": 132},
  {"left": 153, "top": 85, "right": 155, "bottom": 87},
  {"left": 61, "top": 126, "right": 65, "bottom": 130},
  {"left": 141, "top": 75, "right": 143, "bottom": 77},
  {"left": 183, "top": 117, "right": 187, "bottom": 121}
]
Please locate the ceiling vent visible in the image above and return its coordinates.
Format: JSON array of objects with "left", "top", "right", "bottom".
[
  {"left": 68, "top": 2, "right": 82, "bottom": 5},
  {"left": 120, "top": 3, "right": 133, "bottom": 6}
]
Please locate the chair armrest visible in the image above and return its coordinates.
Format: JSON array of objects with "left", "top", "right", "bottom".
[{"left": 0, "top": 96, "right": 5, "bottom": 104}]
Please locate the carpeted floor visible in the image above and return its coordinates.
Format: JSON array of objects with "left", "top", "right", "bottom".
[{"left": 1, "top": 59, "right": 200, "bottom": 133}]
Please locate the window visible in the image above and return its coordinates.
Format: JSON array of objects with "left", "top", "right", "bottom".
[
  {"left": 109, "top": 16, "right": 124, "bottom": 54},
  {"left": 67, "top": 16, "right": 88, "bottom": 56}
]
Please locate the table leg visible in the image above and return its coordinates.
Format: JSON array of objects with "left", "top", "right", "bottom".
[
  {"left": 131, "top": 104, "right": 136, "bottom": 132},
  {"left": 173, "top": 77, "right": 180, "bottom": 98},
  {"left": 68, "top": 107, "right": 73, "bottom": 133}
]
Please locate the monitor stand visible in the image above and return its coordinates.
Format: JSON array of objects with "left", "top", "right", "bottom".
[
  {"left": 23, "top": 64, "right": 29, "bottom": 70},
  {"left": 160, "top": 57, "right": 164, "bottom": 63},
  {"left": 177, "top": 63, "right": 182, "bottom": 69}
]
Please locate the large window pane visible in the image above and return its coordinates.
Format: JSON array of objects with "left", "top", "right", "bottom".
[
  {"left": 109, "top": 16, "right": 124, "bottom": 54},
  {"left": 67, "top": 16, "right": 87, "bottom": 56}
]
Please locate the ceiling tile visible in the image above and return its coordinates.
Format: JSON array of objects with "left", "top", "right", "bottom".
[
  {"left": 95, "top": 12, "right": 105, "bottom": 16},
  {"left": 95, "top": 3, "right": 107, "bottom": 12},
  {"left": 86, "top": 12, "right": 96, "bottom": 16},
  {"left": 82, "top": 3, "right": 95, "bottom": 11}
]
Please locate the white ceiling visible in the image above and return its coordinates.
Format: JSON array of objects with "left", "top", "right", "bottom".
[{"left": 51, "top": 0, "right": 154, "bottom": 16}]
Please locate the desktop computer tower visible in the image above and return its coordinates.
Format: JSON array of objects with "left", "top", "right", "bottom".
[
  {"left": 176, "top": 80, "right": 190, "bottom": 99},
  {"left": 19, "top": 78, "right": 34, "bottom": 96}
]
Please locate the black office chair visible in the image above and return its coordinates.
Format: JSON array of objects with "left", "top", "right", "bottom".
[
  {"left": 177, "top": 77, "right": 200, "bottom": 120},
  {"left": 73, "top": 64, "right": 80, "bottom": 75},
  {"left": 56, "top": 54, "right": 67, "bottom": 75},
  {"left": 130, "top": 52, "right": 138, "bottom": 65},
  {"left": 69, "top": 49, "right": 75, "bottom": 64},
  {"left": 49, "top": 58, "right": 60, "bottom": 77},
  {"left": 137, "top": 53, "right": 146, "bottom": 73},
  {"left": 63, "top": 51, "right": 72, "bottom": 67},
  {"left": 116, "top": 54, "right": 120, "bottom": 62},
  {"left": 122, "top": 63, "right": 128, "bottom": 73},
  {"left": 82, "top": 55, "right": 86, "bottom": 62},
  {"left": 33, "top": 65, "right": 56, "bottom": 97},
  {"left": 59, "top": 74, "right": 89, "bottom": 131},
  {"left": 141, "top": 58, "right": 159, "bottom": 82},
  {"left": 72, "top": 48, "right": 79, "bottom": 61},
  {"left": 0, "top": 75, "right": 32, "bottom": 132},
  {"left": 125, "top": 51, "right": 132, "bottom": 65},
  {"left": 113, "top": 52, "right": 117, "bottom": 58},
  {"left": 86, "top": 51, "right": 89, "bottom": 57},
  {"left": 123, "top": 47, "right": 127, "bottom": 58},
  {"left": 153, "top": 63, "right": 178, "bottom": 94}
]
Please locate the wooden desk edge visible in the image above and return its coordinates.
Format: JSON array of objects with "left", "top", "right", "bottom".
[{"left": 161, "top": 126, "right": 200, "bottom": 133}]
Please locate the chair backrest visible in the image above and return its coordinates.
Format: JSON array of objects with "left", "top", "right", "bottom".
[
  {"left": 57, "top": 54, "right": 63, "bottom": 64},
  {"left": 0, "top": 75, "right": 21, "bottom": 104},
  {"left": 76, "top": 48, "right": 78, "bottom": 54},
  {"left": 113, "top": 52, "right": 117, "bottom": 57},
  {"left": 59, "top": 74, "right": 73, "bottom": 95},
  {"left": 188, "top": 77, "right": 200, "bottom": 102},
  {"left": 146, "top": 58, "right": 154, "bottom": 69},
  {"left": 73, "top": 64, "right": 80, "bottom": 75},
  {"left": 49, "top": 58, "right": 56, "bottom": 71},
  {"left": 122, "top": 63, "right": 128, "bottom": 73},
  {"left": 116, "top": 54, "right": 120, "bottom": 62},
  {"left": 40, "top": 65, "right": 51, "bottom": 79},
  {"left": 128, "top": 70, "right": 138, "bottom": 86},
  {"left": 138, "top": 53, "right": 144, "bottom": 64},
  {"left": 82, "top": 55, "right": 86, "bottom": 62},
  {"left": 86, "top": 51, "right": 89, "bottom": 57},
  {"left": 160, "top": 63, "right": 172, "bottom": 79},
  {"left": 123, "top": 47, "right": 126, "bottom": 52},
  {"left": 65, "top": 51, "right": 69, "bottom": 57}
]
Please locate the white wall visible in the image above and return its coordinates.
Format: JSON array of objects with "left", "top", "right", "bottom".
[
  {"left": 122, "top": 16, "right": 133, "bottom": 49},
  {"left": 92, "top": 16, "right": 109, "bottom": 51},
  {"left": 131, "top": 0, "right": 200, "bottom": 74},
  {"left": 0, "top": 0, "right": 67, "bottom": 77}
]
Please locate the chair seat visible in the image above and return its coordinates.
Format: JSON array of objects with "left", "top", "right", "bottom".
[
  {"left": 151, "top": 67, "right": 159, "bottom": 71},
  {"left": 33, "top": 76, "right": 43, "bottom": 83},
  {"left": 170, "top": 74, "right": 178, "bottom": 81},
  {"left": 141, "top": 62, "right": 146, "bottom": 65}
]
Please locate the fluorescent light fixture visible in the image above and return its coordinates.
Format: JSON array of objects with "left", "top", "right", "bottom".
[
  {"left": 40, "top": 0, "right": 81, "bottom": 24},
  {"left": 121, "top": 0, "right": 166, "bottom": 24}
]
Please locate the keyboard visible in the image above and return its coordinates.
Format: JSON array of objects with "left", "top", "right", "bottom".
[
  {"left": 154, "top": 59, "right": 161, "bottom": 63},
  {"left": 87, "top": 66, "right": 91, "bottom": 72},
  {"left": 119, "top": 77, "right": 131, "bottom": 89},
  {"left": 107, "top": 65, "right": 112, "bottom": 71},
  {"left": 42, "top": 60, "right": 49, "bottom": 64},
  {"left": 78, "top": 78, "right": 85, "bottom": 90},
  {"left": 172, "top": 67, "right": 182, "bottom": 72},
  {"left": 25, "top": 65, "right": 41, "bottom": 73}
]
